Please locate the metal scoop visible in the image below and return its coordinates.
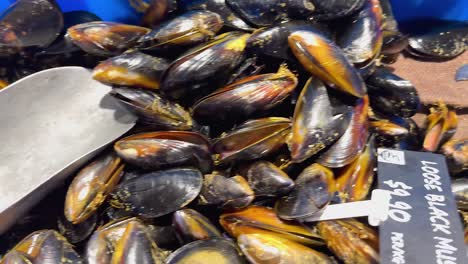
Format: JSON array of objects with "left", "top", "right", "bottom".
[{"left": 0, "top": 67, "right": 136, "bottom": 234}]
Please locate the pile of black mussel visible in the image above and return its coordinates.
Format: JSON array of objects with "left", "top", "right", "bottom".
[{"left": 1, "top": 0, "right": 467, "bottom": 263}]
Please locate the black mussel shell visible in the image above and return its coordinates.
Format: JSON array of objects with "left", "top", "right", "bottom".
[
  {"left": 110, "top": 168, "right": 203, "bottom": 218},
  {"left": 337, "top": 0, "right": 383, "bottom": 65},
  {"left": 442, "top": 138, "right": 468, "bottom": 174},
  {"left": 310, "top": 0, "right": 366, "bottom": 20},
  {"left": 57, "top": 213, "right": 98, "bottom": 244},
  {"left": 166, "top": 238, "right": 245, "bottom": 264},
  {"left": 160, "top": 31, "right": 249, "bottom": 100},
  {"left": 137, "top": 10, "right": 223, "bottom": 50},
  {"left": 114, "top": 131, "right": 212, "bottom": 173},
  {"left": 179, "top": 0, "right": 253, "bottom": 31},
  {"left": 109, "top": 87, "right": 193, "bottom": 130},
  {"left": 240, "top": 161, "right": 294, "bottom": 198},
  {"left": 289, "top": 78, "right": 352, "bottom": 163},
  {"left": 93, "top": 51, "right": 170, "bottom": 89},
  {"left": 407, "top": 26, "right": 468, "bottom": 60},
  {"left": 367, "top": 67, "right": 420, "bottom": 118},
  {"left": 247, "top": 21, "right": 330, "bottom": 60},
  {"left": 275, "top": 163, "right": 335, "bottom": 220},
  {"left": 226, "top": 0, "right": 315, "bottom": 27},
  {"left": 0, "top": 0, "right": 64, "bottom": 56},
  {"left": 67, "top": 21, "right": 150, "bottom": 56},
  {"left": 451, "top": 178, "right": 468, "bottom": 210}
]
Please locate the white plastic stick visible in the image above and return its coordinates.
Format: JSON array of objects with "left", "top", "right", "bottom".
[{"left": 303, "top": 189, "right": 391, "bottom": 226}]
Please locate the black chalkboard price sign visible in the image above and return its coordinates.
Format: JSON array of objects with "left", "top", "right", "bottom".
[{"left": 377, "top": 148, "right": 467, "bottom": 264}]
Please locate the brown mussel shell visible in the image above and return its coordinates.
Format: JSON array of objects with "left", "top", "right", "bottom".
[
  {"left": 9, "top": 230, "right": 82, "bottom": 264},
  {"left": 275, "top": 163, "right": 335, "bottom": 220},
  {"left": 225, "top": 0, "right": 315, "bottom": 27},
  {"left": 238, "top": 233, "right": 333, "bottom": 264},
  {"left": 288, "top": 30, "right": 367, "bottom": 98},
  {"left": 0, "top": 0, "right": 63, "bottom": 56},
  {"left": 0, "top": 250, "right": 32, "bottom": 264},
  {"left": 172, "top": 209, "right": 222, "bottom": 243},
  {"left": 160, "top": 31, "right": 250, "bottom": 100},
  {"left": 93, "top": 51, "right": 170, "bottom": 89},
  {"left": 451, "top": 178, "right": 468, "bottom": 211},
  {"left": 407, "top": 27, "right": 468, "bottom": 60},
  {"left": 318, "top": 219, "right": 379, "bottom": 264},
  {"left": 192, "top": 64, "right": 298, "bottom": 123},
  {"left": 165, "top": 238, "right": 244, "bottom": 264},
  {"left": 366, "top": 67, "right": 420, "bottom": 118},
  {"left": 65, "top": 153, "right": 123, "bottom": 224},
  {"left": 318, "top": 96, "right": 369, "bottom": 168},
  {"left": 109, "top": 168, "right": 203, "bottom": 219},
  {"left": 86, "top": 217, "right": 165, "bottom": 264},
  {"left": 67, "top": 21, "right": 150, "bottom": 56},
  {"left": 442, "top": 138, "right": 468, "bottom": 174},
  {"left": 240, "top": 161, "right": 294, "bottom": 198},
  {"left": 370, "top": 119, "right": 409, "bottom": 147},
  {"left": 336, "top": 136, "right": 376, "bottom": 202},
  {"left": 109, "top": 87, "right": 193, "bottom": 130},
  {"left": 289, "top": 78, "right": 352, "bottom": 163},
  {"left": 338, "top": 0, "right": 384, "bottom": 65},
  {"left": 422, "top": 103, "right": 458, "bottom": 152},
  {"left": 137, "top": 10, "right": 223, "bottom": 50},
  {"left": 198, "top": 172, "right": 254, "bottom": 209},
  {"left": 220, "top": 205, "right": 324, "bottom": 246},
  {"left": 212, "top": 117, "right": 291, "bottom": 165},
  {"left": 114, "top": 131, "right": 212, "bottom": 173}
]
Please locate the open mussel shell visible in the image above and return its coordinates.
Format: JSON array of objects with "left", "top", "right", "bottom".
[
  {"left": 289, "top": 78, "right": 352, "bottom": 163},
  {"left": 9, "top": 230, "right": 82, "bottom": 264},
  {"left": 422, "top": 103, "right": 458, "bottom": 152},
  {"left": 318, "top": 96, "right": 369, "bottom": 168},
  {"left": 110, "top": 168, "right": 203, "bottom": 218},
  {"left": 225, "top": 0, "right": 315, "bottom": 27},
  {"left": 318, "top": 219, "right": 379, "bottom": 264},
  {"left": 0, "top": 0, "right": 64, "bottom": 56},
  {"left": 0, "top": 250, "right": 32, "bottom": 264},
  {"left": 238, "top": 233, "right": 333, "bottom": 264},
  {"left": 137, "top": 10, "right": 223, "bottom": 50},
  {"left": 93, "top": 51, "right": 170, "bottom": 89},
  {"left": 367, "top": 67, "right": 420, "bottom": 118},
  {"left": 247, "top": 21, "right": 330, "bottom": 60},
  {"left": 338, "top": 0, "right": 383, "bottom": 65},
  {"left": 407, "top": 27, "right": 468, "bottom": 60},
  {"left": 442, "top": 138, "right": 468, "bottom": 174},
  {"left": 160, "top": 31, "right": 250, "bottom": 100},
  {"left": 114, "top": 131, "right": 212, "bottom": 173},
  {"left": 192, "top": 64, "right": 298, "bottom": 123},
  {"left": 109, "top": 87, "right": 193, "bottom": 130},
  {"left": 213, "top": 117, "right": 291, "bottom": 165},
  {"left": 336, "top": 135, "right": 376, "bottom": 202},
  {"left": 86, "top": 217, "right": 165, "bottom": 264},
  {"left": 173, "top": 209, "right": 222, "bottom": 243},
  {"left": 141, "top": 0, "right": 178, "bottom": 27},
  {"left": 275, "top": 163, "right": 335, "bottom": 220},
  {"left": 198, "top": 172, "right": 254, "bottom": 209},
  {"left": 64, "top": 153, "right": 124, "bottom": 224},
  {"left": 288, "top": 30, "right": 367, "bottom": 98},
  {"left": 310, "top": 0, "right": 366, "bottom": 20},
  {"left": 240, "top": 161, "right": 294, "bottom": 198},
  {"left": 220, "top": 205, "right": 324, "bottom": 246},
  {"left": 179, "top": 0, "right": 252, "bottom": 31},
  {"left": 165, "top": 238, "right": 245, "bottom": 264},
  {"left": 67, "top": 21, "right": 150, "bottom": 56},
  {"left": 452, "top": 178, "right": 468, "bottom": 211}
]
